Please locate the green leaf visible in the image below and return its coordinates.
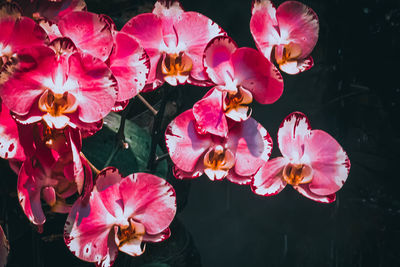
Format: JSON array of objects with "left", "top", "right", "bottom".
[{"left": 82, "top": 112, "right": 167, "bottom": 178}]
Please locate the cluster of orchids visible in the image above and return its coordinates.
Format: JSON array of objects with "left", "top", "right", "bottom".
[{"left": 0, "top": 0, "right": 351, "bottom": 266}]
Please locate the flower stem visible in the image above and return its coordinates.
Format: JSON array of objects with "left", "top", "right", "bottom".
[
  {"left": 137, "top": 93, "right": 158, "bottom": 116},
  {"left": 147, "top": 85, "right": 171, "bottom": 171},
  {"left": 80, "top": 152, "right": 100, "bottom": 176}
]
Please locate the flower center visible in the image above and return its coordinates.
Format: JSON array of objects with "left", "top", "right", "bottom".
[
  {"left": 274, "top": 42, "right": 302, "bottom": 65},
  {"left": 161, "top": 52, "right": 193, "bottom": 79},
  {"left": 203, "top": 145, "right": 235, "bottom": 180},
  {"left": 38, "top": 90, "right": 77, "bottom": 118},
  {"left": 223, "top": 87, "right": 253, "bottom": 121},
  {"left": 116, "top": 218, "right": 146, "bottom": 248},
  {"left": 282, "top": 163, "right": 313, "bottom": 186}
]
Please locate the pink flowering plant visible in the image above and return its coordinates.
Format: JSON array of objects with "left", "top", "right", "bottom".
[{"left": 0, "top": 0, "right": 351, "bottom": 266}]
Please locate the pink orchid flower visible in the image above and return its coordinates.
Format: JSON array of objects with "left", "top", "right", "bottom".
[
  {"left": 252, "top": 112, "right": 350, "bottom": 203},
  {"left": 0, "top": 40, "right": 118, "bottom": 130},
  {"left": 0, "top": 225, "right": 9, "bottom": 267},
  {"left": 165, "top": 110, "right": 272, "bottom": 184},
  {"left": 250, "top": 0, "right": 319, "bottom": 74},
  {"left": 38, "top": 12, "right": 150, "bottom": 110},
  {"left": 64, "top": 167, "right": 176, "bottom": 267},
  {"left": 193, "top": 36, "right": 283, "bottom": 137},
  {"left": 17, "top": 123, "right": 90, "bottom": 226},
  {"left": 120, "top": 0, "right": 226, "bottom": 90},
  {"left": 0, "top": 101, "right": 25, "bottom": 161},
  {"left": 0, "top": 16, "right": 48, "bottom": 69}
]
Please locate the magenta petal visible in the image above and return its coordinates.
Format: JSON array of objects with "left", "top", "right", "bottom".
[
  {"left": 68, "top": 52, "right": 118, "bottom": 123},
  {"left": 68, "top": 129, "right": 84, "bottom": 194},
  {"left": 0, "top": 46, "right": 55, "bottom": 116},
  {"left": 109, "top": 32, "right": 150, "bottom": 102},
  {"left": 226, "top": 170, "right": 253, "bottom": 185},
  {"left": 279, "top": 55, "right": 314, "bottom": 75},
  {"left": 203, "top": 36, "right": 237, "bottom": 85},
  {"left": 250, "top": 0, "right": 280, "bottom": 60},
  {"left": 173, "top": 164, "right": 204, "bottom": 180},
  {"left": 165, "top": 110, "right": 212, "bottom": 172},
  {"left": 38, "top": 18, "right": 62, "bottom": 42},
  {"left": 58, "top": 11, "right": 113, "bottom": 61},
  {"left": 276, "top": 1, "right": 319, "bottom": 59},
  {"left": 174, "top": 12, "right": 226, "bottom": 81},
  {"left": 1, "top": 17, "right": 48, "bottom": 53},
  {"left": 64, "top": 192, "right": 118, "bottom": 265},
  {"left": 17, "top": 161, "right": 46, "bottom": 225},
  {"left": 193, "top": 87, "right": 227, "bottom": 137},
  {"left": 0, "top": 104, "right": 25, "bottom": 161},
  {"left": 295, "top": 184, "right": 336, "bottom": 203},
  {"left": 95, "top": 167, "right": 123, "bottom": 192},
  {"left": 228, "top": 118, "right": 273, "bottom": 176},
  {"left": 121, "top": 13, "right": 164, "bottom": 87},
  {"left": 120, "top": 173, "right": 176, "bottom": 235},
  {"left": 143, "top": 227, "right": 171, "bottom": 243},
  {"left": 277, "top": 111, "right": 311, "bottom": 161},
  {"left": 231, "top": 47, "right": 283, "bottom": 104},
  {"left": 0, "top": 225, "right": 9, "bottom": 267},
  {"left": 305, "top": 129, "right": 350, "bottom": 196},
  {"left": 252, "top": 157, "right": 287, "bottom": 196}
]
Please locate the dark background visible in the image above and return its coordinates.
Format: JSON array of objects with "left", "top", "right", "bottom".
[{"left": 1, "top": 0, "right": 400, "bottom": 266}]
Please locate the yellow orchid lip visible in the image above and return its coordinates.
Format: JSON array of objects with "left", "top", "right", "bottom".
[
  {"left": 203, "top": 145, "right": 235, "bottom": 180},
  {"left": 161, "top": 52, "right": 193, "bottom": 82},
  {"left": 38, "top": 90, "right": 78, "bottom": 117},
  {"left": 115, "top": 218, "right": 146, "bottom": 248},
  {"left": 282, "top": 162, "right": 313, "bottom": 186},
  {"left": 223, "top": 87, "right": 253, "bottom": 121},
  {"left": 274, "top": 42, "right": 302, "bottom": 66}
]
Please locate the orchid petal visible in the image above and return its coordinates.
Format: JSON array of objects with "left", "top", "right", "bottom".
[
  {"left": 68, "top": 52, "right": 118, "bottom": 123},
  {"left": 276, "top": 1, "right": 319, "bottom": 59},
  {"left": 165, "top": 110, "right": 212, "bottom": 173},
  {"left": 64, "top": 192, "right": 118, "bottom": 266},
  {"left": 0, "top": 103, "right": 25, "bottom": 160},
  {"left": 232, "top": 47, "right": 283, "bottom": 104},
  {"left": 228, "top": 118, "right": 273, "bottom": 176},
  {"left": 174, "top": 12, "right": 226, "bottom": 81},
  {"left": 277, "top": 111, "right": 311, "bottom": 162},
  {"left": 193, "top": 87, "right": 227, "bottom": 137},
  {"left": 109, "top": 32, "right": 149, "bottom": 102},
  {"left": 252, "top": 157, "right": 287, "bottom": 196},
  {"left": 17, "top": 161, "right": 46, "bottom": 225},
  {"left": 250, "top": 0, "right": 280, "bottom": 60},
  {"left": 0, "top": 46, "right": 55, "bottom": 116},
  {"left": 58, "top": 11, "right": 113, "bottom": 61},
  {"left": 203, "top": 36, "right": 237, "bottom": 85},
  {"left": 143, "top": 228, "right": 171, "bottom": 243},
  {"left": 305, "top": 130, "right": 350, "bottom": 196},
  {"left": 120, "top": 173, "right": 176, "bottom": 235},
  {"left": 121, "top": 13, "right": 164, "bottom": 88},
  {"left": 279, "top": 55, "right": 314, "bottom": 74},
  {"left": 226, "top": 170, "right": 253, "bottom": 185},
  {"left": 294, "top": 184, "right": 336, "bottom": 203}
]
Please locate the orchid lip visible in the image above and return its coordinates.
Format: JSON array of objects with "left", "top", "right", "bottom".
[
  {"left": 114, "top": 218, "right": 146, "bottom": 249},
  {"left": 203, "top": 145, "right": 235, "bottom": 180},
  {"left": 282, "top": 162, "right": 313, "bottom": 186},
  {"left": 161, "top": 52, "right": 193, "bottom": 84},
  {"left": 274, "top": 42, "right": 302, "bottom": 66},
  {"left": 38, "top": 90, "right": 78, "bottom": 128},
  {"left": 223, "top": 87, "right": 253, "bottom": 121}
]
